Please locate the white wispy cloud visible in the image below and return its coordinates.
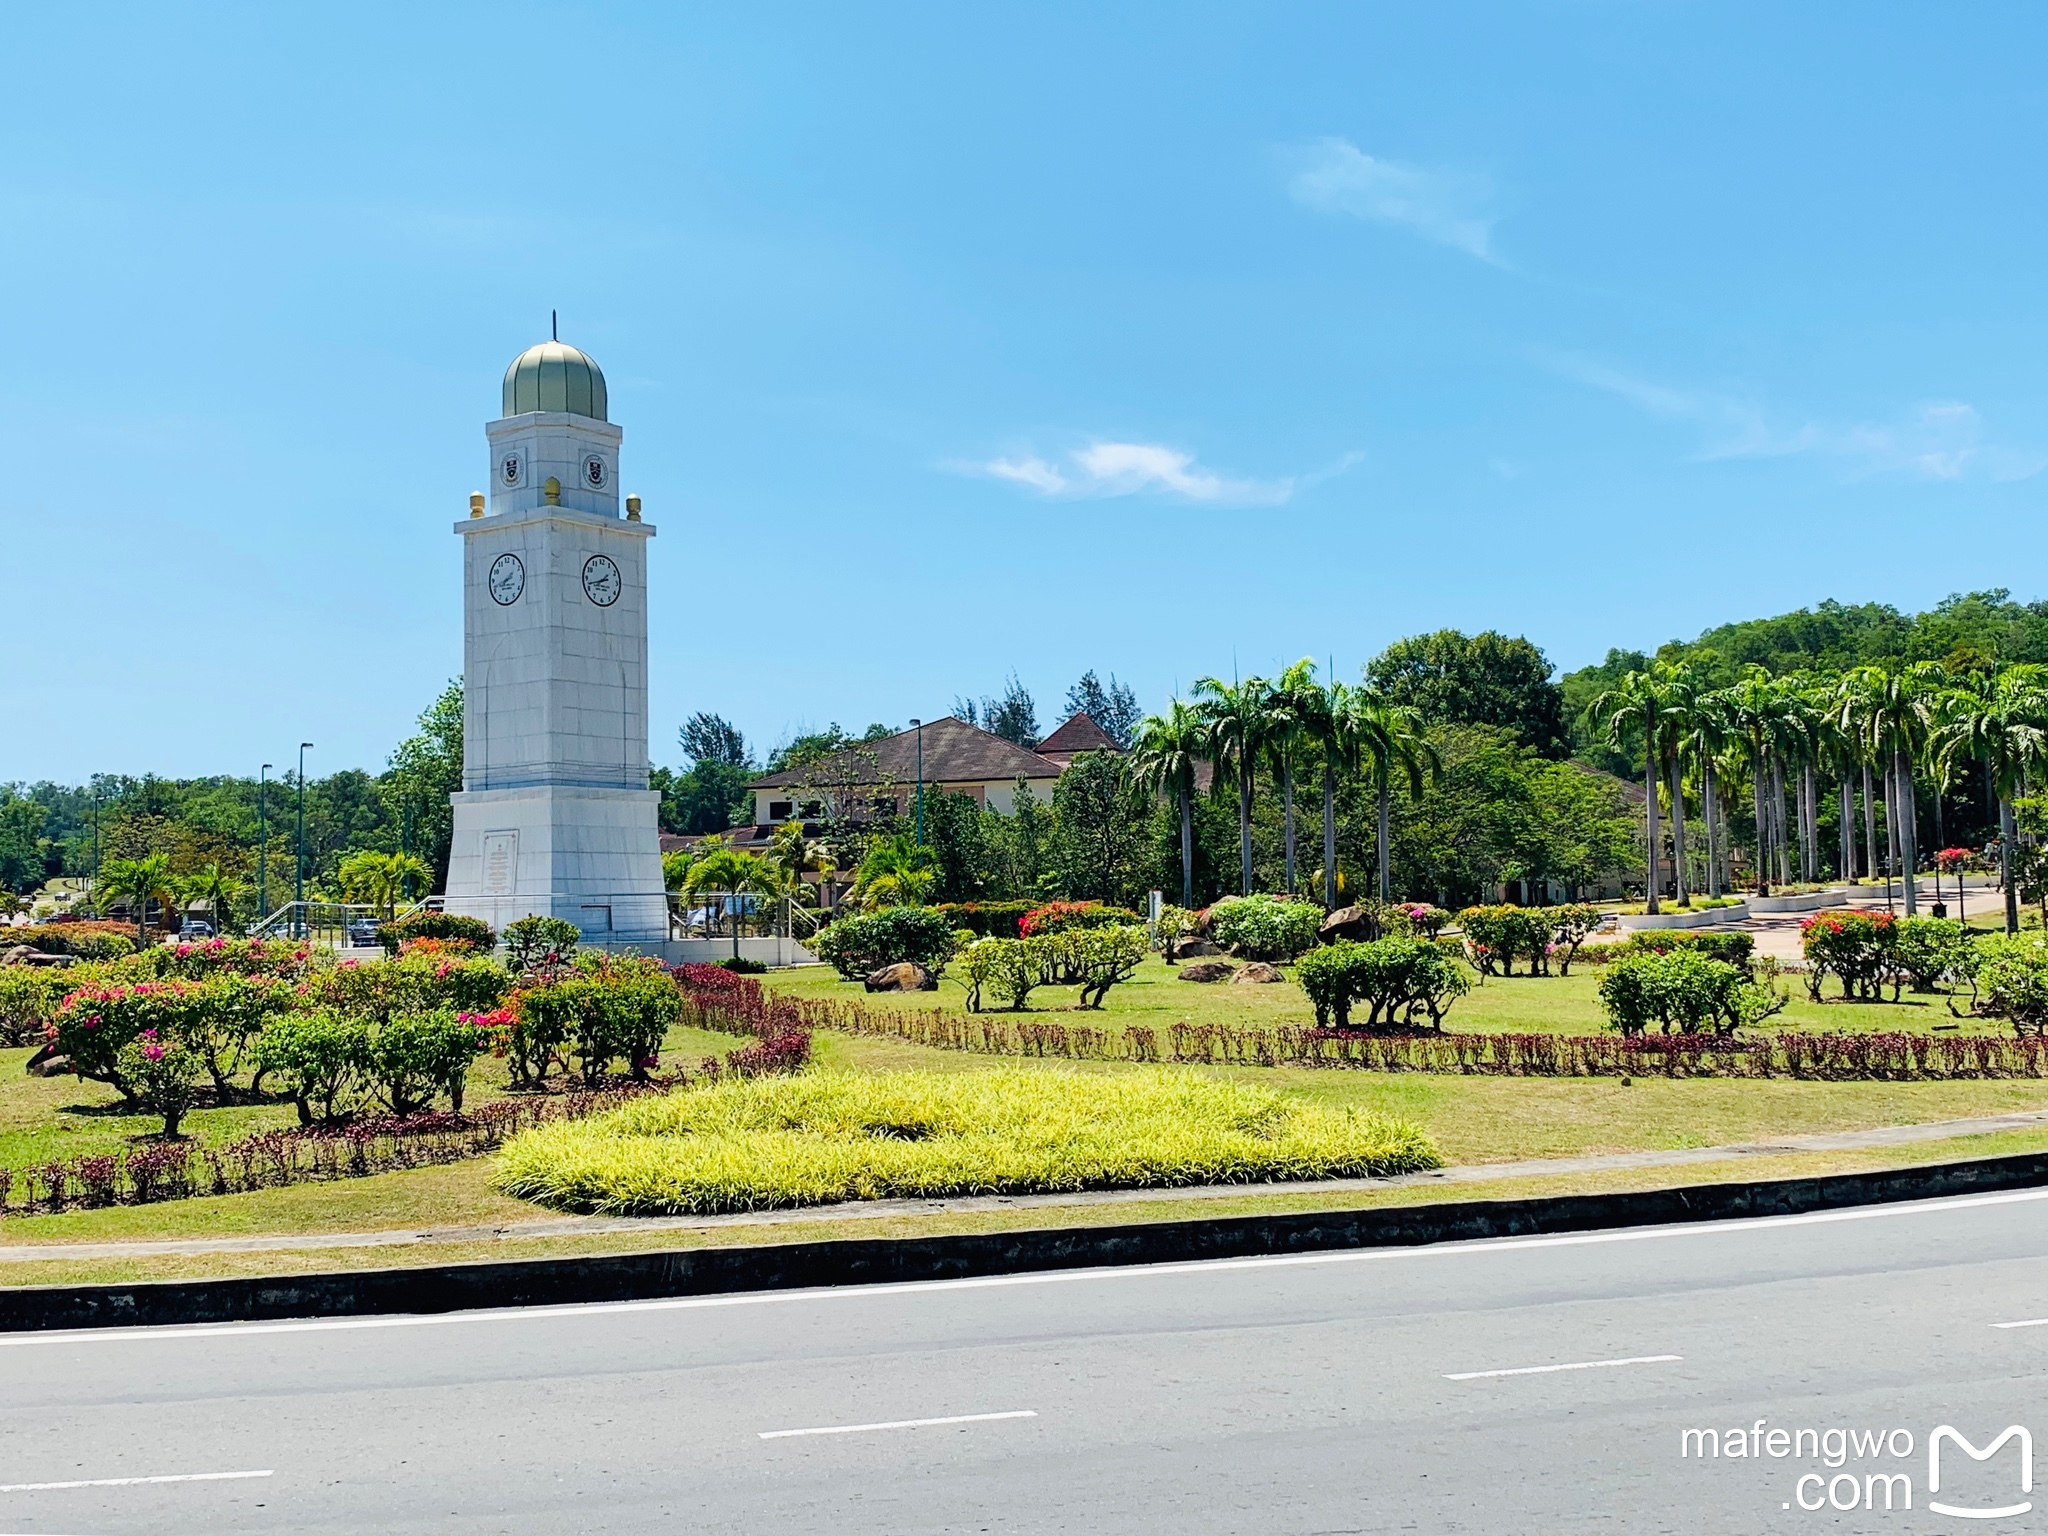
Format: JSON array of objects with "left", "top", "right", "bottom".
[
  {"left": 1544, "top": 352, "right": 2046, "bottom": 482},
  {"left": 955, "top": 440, "right": 1349, "bottom": 506},
  {"left": 1283, "top": 137, "right": 1500, "bottom": 263}
]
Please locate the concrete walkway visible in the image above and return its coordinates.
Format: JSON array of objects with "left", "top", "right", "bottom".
[{"left": 3, "top": 1107, "right": 2046, "bottom": 1265}]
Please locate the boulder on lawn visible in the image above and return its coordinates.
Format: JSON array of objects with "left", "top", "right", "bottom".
[
  {"left": 24, "top": 1043, "right": 67, "bottom": 1078},
  {"left": 1231, "top": 961, "right": 1285, "bottom": 984},
  {"left": 864, "top": 961, "right": 937, "bottom": 993},
  {"left": 1177, "top": 960, "right": 1236, "bottom": 983},
  {"left": 1318, "top": 905, "right": 1377, "bottom": 943},
  {"left": 0, "top": 945, "right": 33, "bottom": 967},
  {"left": 1167, "top": 937, "right": 1218, "bottom": 960}
]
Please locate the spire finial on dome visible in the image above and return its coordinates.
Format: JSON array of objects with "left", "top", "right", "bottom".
[{"left": 552, "top": 309, "right": 558, "bottom": 342}]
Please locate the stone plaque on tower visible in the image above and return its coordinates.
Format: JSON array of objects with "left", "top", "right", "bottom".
[{"left": 439, "top": 337, "right": 667, "bottom": 943}]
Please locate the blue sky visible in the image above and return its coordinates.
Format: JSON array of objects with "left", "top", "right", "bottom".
[{"left": 5, "top": 3, "right": 2046, "bottom": 782}]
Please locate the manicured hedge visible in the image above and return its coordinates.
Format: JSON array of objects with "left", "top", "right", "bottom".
[
  {"left": 376, "top": 911, "right": 496, "bottom": 955},
  {"left": 813, "top": 906, "right": 959, "bottom": 979},
  {"left": 933, "top": 902, "right": 1036, "bottom": 939}
]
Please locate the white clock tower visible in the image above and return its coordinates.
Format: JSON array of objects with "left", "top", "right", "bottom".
[{"left": 439, "top": 336, "right": 667, "bottom": 943}]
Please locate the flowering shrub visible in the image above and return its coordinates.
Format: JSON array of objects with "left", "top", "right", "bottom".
[
  {"left": 51, "top": 980, "right": 211, "bottom": 1096},
  {"left": 509, "top": 956, "right": 682, "bottom": 1085},
  {"left": 1457, "top": 906, "right": 1545, "bottom": 976},
  {"left": 311, "top": 953, "right": 509, "bottom": 1022},
  {"left": 1801, "top": 910, "right": 1898, "bottom": 1000},
  {"left": 376, "top": 911, "right": 495, "bottom": 956},
  {"left": 932, "top": 901, "right": 1036, "bottom": 939},
  {"left": 1597, "top": 950, "right": 1784, "bottom": 1037},
  {"left": 0, "top": 968, "right": 74, "bottom": 1046},
  {"left": 1207, "top": 895, "right": 1322, "bottom": 961},
  {"left": 1019, "top": 901, "right": 1144, "bottom": 937},
  {"left": 813, "top": 906, "right": 960, "bottom": 979},
  {"left": 0, "top": 921, "right": 138, "bottom": 960},
  {"left": 115, "top": 1029, "right": 204, "bottom": 1137},
  {"left": 1295, "top": 937, "right": 1471, "bottom": 1029},
  {"left": 1937, "top": 847, "right": 1977, "bottom": 874},
  {"left": 365, "top": 1009, "right": 492, "bottom": 1115},
  {"left": 1401, "top": 904, "right": 1451, "bottom": 940},
  {"left": 135, "top": 936, "right": 320, "bottom": 983},
  {"left": 501, "top": 915, "right": 583, "bottom": 974}
]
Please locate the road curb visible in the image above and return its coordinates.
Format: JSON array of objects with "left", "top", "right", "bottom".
[{"left": 7, "top": 1149, "right": 2048, "bottom": 1333}]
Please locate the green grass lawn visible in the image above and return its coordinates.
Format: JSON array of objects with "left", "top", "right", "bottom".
[{"left": 769, "top": 959, "right": 1991, "bottom": 1036}]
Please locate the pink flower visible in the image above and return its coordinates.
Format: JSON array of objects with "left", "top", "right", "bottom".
[{"left": 142, "top": 1044, "right": 164, "bottom": 1062}]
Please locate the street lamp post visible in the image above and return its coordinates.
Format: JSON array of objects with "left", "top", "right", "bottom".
[
  {"left": 910, "top": 719, "right": 924, "bottom": 845},
  {"left": 90, "top": 781, "right": 102, "bottom": 897},
  {"left": 257, "top": 763, "right": 272, "bottom": 920},
  {"left": 294, "top": 743, "right": 313, "bottom": 939}
]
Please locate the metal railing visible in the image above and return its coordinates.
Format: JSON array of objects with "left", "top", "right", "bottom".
[{"left": 246, "top": 897, "right": 441, "bottom": 949}]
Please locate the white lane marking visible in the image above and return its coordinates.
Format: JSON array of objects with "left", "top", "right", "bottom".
[
  {"left": 0, "top": 1469, "right": 272, "bottom": 1492},
  {"left": 11, "top": 1184, "right": 2048, "bottom": 1348},
  {"left": 760, "top": 1409, "right": 1036, "bottom": 1439},
  {"left": 1445, "top": 1353, "right": 1681, "bottom": 1381}
]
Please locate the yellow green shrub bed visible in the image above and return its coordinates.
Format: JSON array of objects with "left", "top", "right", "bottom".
[{"left": 492, "top": 1067, "right": 1441, "bottom": 1214}]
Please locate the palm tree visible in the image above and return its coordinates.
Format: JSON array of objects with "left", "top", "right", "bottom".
[
  {"left": 1132, "top": 700, "right": 1209, "bottom": 909},
  {"left": 336, "top": 850, "right": 432, "bottom": 917},
  {"left": 847, "top": 834, "right": 937, "bottom": 910},
  {"left": 1685, "top": 688, "right": 1737, "bottom": 898},
  {"left": 1193, "top": 674, "right": 1271, "bottom": 896},
  {"left": 1267, "top": 660, "right": 1320, "bottom": 897},
  {"left": 1725, "top": 668, "right": 1801, "bottom": 895},
  {"left": 1295, "top": 678, "right": 1362, "bottom": 909},
  {"left": 1651, "top": 661, "right": 1707, "bottom": 906},
  {"left": 96, "top": 853, "right": 175, "bottom": 947},
  {"left": 680, "top": 846, "right": 776, "bottom": 958},
  {"left": 1841, "top": 663, "right": 1945, "bottom": 915},
  {"left": 1354, "top": 692, "right": 1434, "bottom": 904},
  {"left": 1933, "top": 664, "right": 2048, "bottom": 933},
  {"left": 765, "top": 820, "right": 836, "bottom": 935},
  {"left": 181, "top": 862, "right": 247, "bottom": 933},
  {"left": 1588, "top": 670, "right": 1669, "bottom": 914}
]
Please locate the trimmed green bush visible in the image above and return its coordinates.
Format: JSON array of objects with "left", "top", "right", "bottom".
[
  {"left": 1019, "top": 901, "right": 1145, "bottom": 936},
  {"left": 509, "top": 956, "right": 683, "bottom": 1085},
  {"left": 365, "top": 1009, "right": 489, "bottom": 1115},
  {"left": 376, "top": 911, "right": 496, "bottom": 955},
  {"left": 493, "top": 1067, "right": 1442, "bottom": 1215},
  {"left": 1208, "top": 895, "right": 1322, "bottom": 961},
  {"left": 1296, "top": 937, "right": 1472, "bottom": 1029},
  {"left": 253, "top": 1011, "right": 370, "bottom": 1125},
  {"left": 0, "top": 967, "right": 74, "bottom": 1046},
  {"left": 813, "top": 907, "right": 960, "bottom": 980},
  {"left": 2, "top": 922, "right": 137, "bottom": 960},
  {"left": 1957, "top": 933, "right": 2048, "bottom": 1035},
  {"left": 1621, "top": 930, "right": 1756, "bottom": 969},
  {"left": 1597, "top": 950, "right": 1784, "bottom": 1037},
  {"left": 1894, "top": 916, "right": 1971, "bottom": 993}
]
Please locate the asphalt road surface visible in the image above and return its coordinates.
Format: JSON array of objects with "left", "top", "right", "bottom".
[{"left": 9, "top": 1188, "right": 2048, "bottom": 1534}]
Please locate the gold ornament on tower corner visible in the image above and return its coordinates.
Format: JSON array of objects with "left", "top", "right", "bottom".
[
  {"left": 626, "top": 494, "right": 641, "bottom": 521},
  {"left": 543, "top": 476, "right": 561, "bottom": 505},
  {"left": 468, "top": 491, "right": 485, "bottom": 518}
]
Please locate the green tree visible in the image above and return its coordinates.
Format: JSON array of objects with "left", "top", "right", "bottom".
[
  {"left": 1193, "top": 673, "right": 1273, "bottom": 896},
  {"left": 1132, "top": 700, "right": 1209, "bottom": 909},
  {"left": 1368, "top": 630, "right": 1569, "bottom": 757},
  {"left": 1354, "top": 692, "right": 1435, "bottom": 903},
  {"left": 1933, "top": 664, "right": 2048, "bottom": 933},
  {"left": 1588, "top": 670, "right": 1670, "bottom": 913},
  {"left": 1052, "top": 750, "right": 1146, "bottom": 906},
  {"left": 849, "top": 834, "right": 938, "bottom": 909},
  {"left": 0, "top": 792, "right": 48, "bottom": 892},
  {"left": 679, "top": 846, "right": 776, "bottom": 957},
  {"left": 385, "top": 681, "right": 463, "bottom": 890},
  {"left": 96, "top": 852, "right": 176, "bottom": 945}
]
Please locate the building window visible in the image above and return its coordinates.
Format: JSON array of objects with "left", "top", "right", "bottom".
[{"left": 768, "top": 800, "right": 794, "bottom": 822}]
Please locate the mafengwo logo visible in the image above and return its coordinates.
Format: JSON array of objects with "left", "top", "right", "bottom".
[{"left": 1680, "top": 1421, "right": 2032, "bottom": 1517}]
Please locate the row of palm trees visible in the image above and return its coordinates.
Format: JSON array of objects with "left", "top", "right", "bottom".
[
  {"left": 1130, "top": 661, "right": 1435, "bottom": 910},
  {"left": 1587, "top": 660, "right": 2048, "bottom": 931}
]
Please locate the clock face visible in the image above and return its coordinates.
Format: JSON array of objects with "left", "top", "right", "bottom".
[
  {"left": 487, "top": 553, "right": 524, "bottom": 605},
  {"left": 583, "top": 454, "right": 607, "bottom": 489},
  {"left": 582, "top": 554, "right": 622, "bottom": 606}
]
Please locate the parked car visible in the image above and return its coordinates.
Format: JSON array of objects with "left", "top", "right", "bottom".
[
  {"left": 345, "top": 918, "right": 382, "bottom": 948},
  {"left": 178, "top": 919, "right": 216, "bottom": 940}
]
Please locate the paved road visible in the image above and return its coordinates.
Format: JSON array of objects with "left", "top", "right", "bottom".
[{"left": 9, "top": 1189, "right": 2048, "bottom": 1534}]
